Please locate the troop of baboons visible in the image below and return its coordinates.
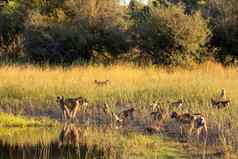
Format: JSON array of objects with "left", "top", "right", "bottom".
[{"left": 57, "top": 87, "right": 231, "bottom": 140}]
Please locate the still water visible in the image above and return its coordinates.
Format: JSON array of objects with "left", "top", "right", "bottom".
[{"left": 0, "top": 124, "right": 229, "bottom": 159}]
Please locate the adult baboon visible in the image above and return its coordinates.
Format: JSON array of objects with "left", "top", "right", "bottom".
[
  {"left": 57, "top": 96, "right": 88, "bottom": 121},
  {"left": 170, "top": 112, "right": 207, "bottom": 138},
  {"left": 211, "top": 98, "right": 230, "bottom": 109},
  {"left": 94, "top": 80, "right": 110, "bottom": 86}
]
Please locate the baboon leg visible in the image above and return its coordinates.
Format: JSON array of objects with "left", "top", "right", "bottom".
[
  {"left": 180, "top": 126, "right": 183, "bottom": 137},
  {"left": 63, "top": 106, "right": 71, "bottom": 120},
  {"left": 72, "top": 106, "right": 80, "bottom": 121},
  {"left": 130, "top": 112, "right": 134, "bottom": 120},
  {"left": 203, "top": 125, "right": 208, "bottom": 142},
  {"left": 197, "top": 129, "right": 202, "bottom": 140},
  {"left": 63, "top": 111, "right": 67, "bottom": 121}
]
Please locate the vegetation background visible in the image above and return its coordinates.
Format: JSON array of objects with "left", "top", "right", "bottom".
[
  {"left": 0, "top": 0, "right": 238, "bottom": 157},
  {"left": 0, "top": 0, "right": 237, "bottom": 66}
]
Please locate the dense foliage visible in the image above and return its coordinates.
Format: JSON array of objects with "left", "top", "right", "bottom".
[{"left": 0, "top": 0, "right": 237, "bottom": 65}]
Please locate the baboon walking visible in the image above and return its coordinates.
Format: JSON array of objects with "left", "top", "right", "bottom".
[
  {"left": 170, "top": 112, "right": 207, "bottom": 138},
  {"left": 94, "top": 80, "right": 110, "bottom": 86},
  {"left": 57, "top": 96, "right": 88, "bottom": 121}
]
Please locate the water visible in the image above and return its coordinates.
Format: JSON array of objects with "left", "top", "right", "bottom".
[{"left": 0, "top": 124, "right": 231, "bottom": 159}]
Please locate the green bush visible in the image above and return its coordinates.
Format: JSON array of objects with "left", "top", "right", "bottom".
[
  {"left": 23, "top": 0, "right": 132, "bottom": 64},
  {"left": 132, "top": 4, "right": 211, "bottom": 66},
  {"left": 206, "top": 0, "right": 238, "bottom": 64},
  {"left": 0, "top": 0, "right": 26, "bottom": 60}
]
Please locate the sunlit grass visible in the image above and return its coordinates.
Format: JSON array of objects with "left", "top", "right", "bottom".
[
  {"left": 0, "top": 61, "right": 237, "bottom": 153},
  {"left": 0, "top": 112, "right": 59, "bottom": 127}
]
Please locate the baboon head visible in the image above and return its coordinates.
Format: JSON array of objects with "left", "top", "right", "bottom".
[
  {"left": 130, "top": 107, "right": 135, "bottom": 112},
  {"left": 170, "top": 112, "right": 177, "bottom": 119},
  {"left": 56, "top": 96, "right": 64, "bottom": 104}
]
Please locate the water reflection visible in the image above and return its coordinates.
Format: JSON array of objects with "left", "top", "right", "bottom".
[{"left": 0, "top": 124, "right": 230, "bottom": 159}]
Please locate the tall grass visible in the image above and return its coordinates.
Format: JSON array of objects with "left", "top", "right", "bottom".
[
  {"left": 0, "top": 62, "right": 237, "bottom": 153},
  {"left": 0, "top": 126, "right": 189, "bottom": 159}
]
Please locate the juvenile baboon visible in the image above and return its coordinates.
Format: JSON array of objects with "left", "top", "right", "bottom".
[
  {"left": 57, "top": 96, "right": 88, "bottom": 121},
  {"left": 170, "top": 112, "right": 207, "bottom": 138},
  {"left": 119, "top": 108, "right": 135, "bottom": 120},
  {"left": 94, "top": 80, "right": 110, "bottom": 86},
  {"left": 211, "top": 98, "right": 230, "bottom": 109}
]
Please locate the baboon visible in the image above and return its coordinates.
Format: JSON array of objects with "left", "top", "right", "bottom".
[
  {"left": 57, "top": 96, "right": 70, "bottom": 121},
  {"left": 171, "top": 99, "right": 183, "bottom": 109},
  {"left": 57, "top": 96, "right": 88, "bottom": 121},
  {"left": 170, "top": 112, "right": 207, "bottom": 138},
  {"left": 119, "top": 108, "right": 135, "bottom": 120},
  {"left": 192, "top": 114, "right": 208, "bottom": 138},
  {"left": 211, "top": 98, "right": 230, "bottom": 109},
  {"left": 94, "top": 80, "right": 110, "bottom": 86},
  {"left": 102, "top": 103, "right": 123, "bottom": 126}
]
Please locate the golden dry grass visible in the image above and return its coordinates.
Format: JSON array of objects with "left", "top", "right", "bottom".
[{"left": 0, "top": 61, "right": 237, "bottom": 152}]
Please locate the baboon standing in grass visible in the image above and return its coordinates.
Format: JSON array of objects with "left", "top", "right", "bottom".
[
  {"left": 170, "top": 112, "right": 207, "bottom": 138},
  {"left": 211, "top": 98, "right": 230, "bottom": 109},
  {"left": 57, "top": 96, "right": 88, "bottom": 121},
  {"left": 94, "top": 80, "right": 110, "bottom": 86}
]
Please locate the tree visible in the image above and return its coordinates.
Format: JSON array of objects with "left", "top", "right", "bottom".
[{"left": 131, "top": 4, "right": 210, "bottom": 66}]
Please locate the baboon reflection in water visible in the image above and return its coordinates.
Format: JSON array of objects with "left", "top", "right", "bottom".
[{"left": 59, "top": 123, "right": 87, "bottom": 146}]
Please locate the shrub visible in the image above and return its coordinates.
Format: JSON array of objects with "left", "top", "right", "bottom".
[
  {"left": 24, "top": 0, "right": 132, "bottom": 64},
  {"left": 132, "top": 4, "right": 211, "bottom": 66},
  {"left": 206, "top": 0, "right": 238, "bottom": 64}
]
